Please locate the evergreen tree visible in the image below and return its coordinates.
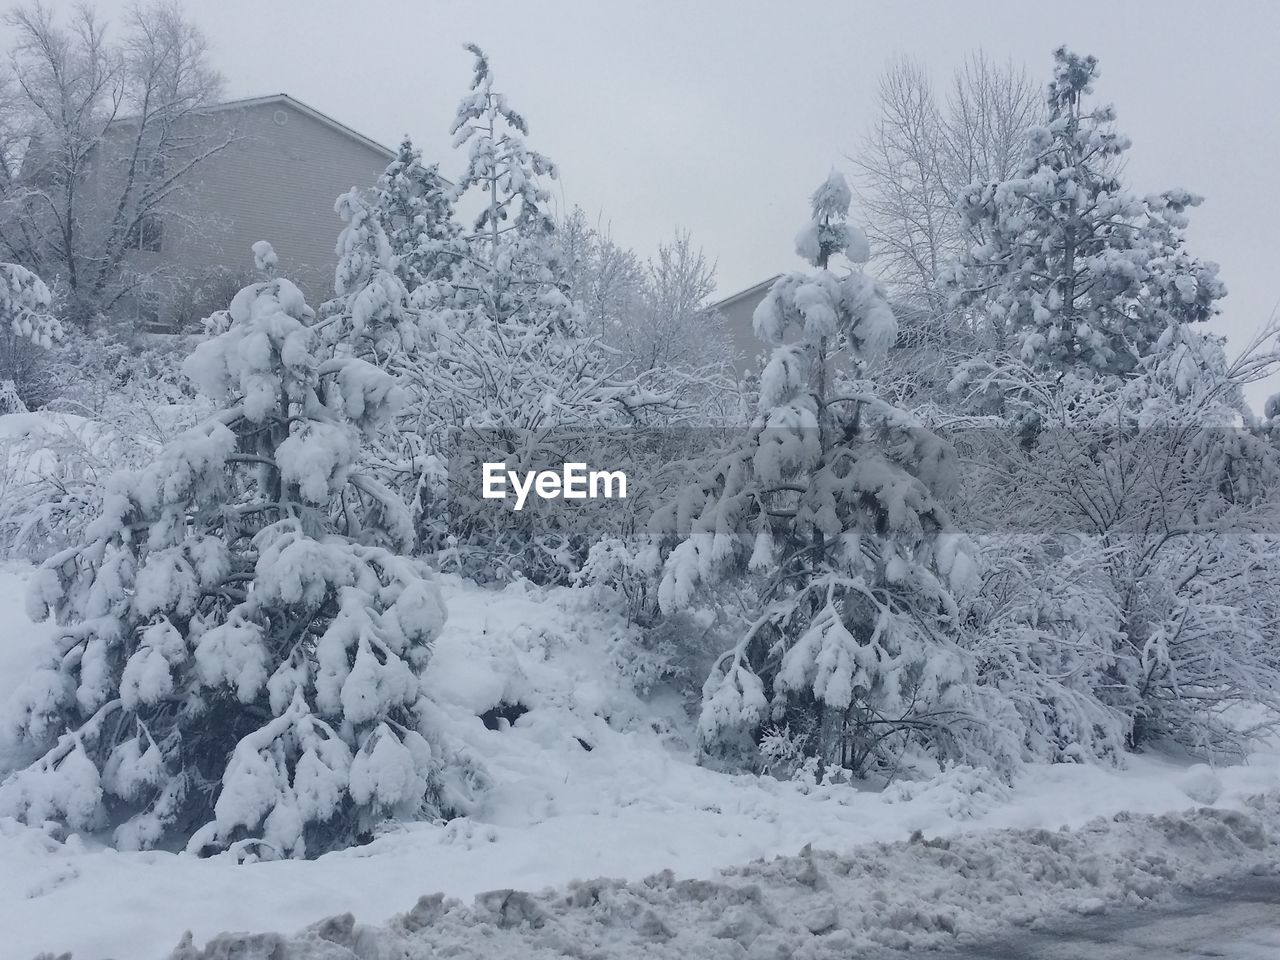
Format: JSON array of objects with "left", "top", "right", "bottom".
[
  {"left": 437, "top": 43, "right": 577, "bottom": 334},
  {"left": 373, "top": 137, "right": 460, "bottom": 295},
  {"left": 327, "top": 189, "right": 417, "bottom": 358},
  {"left": 653, "top": 173, "right": 981, "bottom": 775},
  {"left": 943, "top": 48, "right": 1226, "bottom": 379},
  {"left": 0, "top": 262, "right": 63, "bottom": 409},
  {"left": 0, "top": 244, "right": 468, "bottom": 857},
  {"left": 399, "top": 46, "right": 670, "bottom": 579}
]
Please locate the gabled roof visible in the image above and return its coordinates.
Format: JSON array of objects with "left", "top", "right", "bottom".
[
  {"left": 194, "top": 93, "right": 396, "bottom": 160},
  {"left": 710, "top": 274, "right": 783, "bottom": 311}
]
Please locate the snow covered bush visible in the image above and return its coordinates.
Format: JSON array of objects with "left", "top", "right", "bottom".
[
  {"left": 951, "top": 324, "right": 1280, "bottom": 760},
  {"left": 650, "top": 173, "right": 986, "bottom": 777},
  {"left": 0, "top": 329, "right": 211, "bottom": 562},
  {"left": 0, "top": 244, "right": 471, "bottom": 857},
  {"left": 957, "top": 536, "right": 1130, "bottom": 764},
  {"left": 0, "top": 412, "right": 141, "bottom": 561},
  {"left": 758, "top": 723, "right": 821, "bottom": 783}
]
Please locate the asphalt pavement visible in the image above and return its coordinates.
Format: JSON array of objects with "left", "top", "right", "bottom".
[{"left": 932, "top": 874, "right": 1280, "bottom": 959}]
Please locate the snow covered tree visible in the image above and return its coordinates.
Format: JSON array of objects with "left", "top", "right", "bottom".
[
  {"left": 0, "top": 243, "right": 471, "bottom": 857},
  {"left": 651, "top": 173, "right": 981, "bottom": 775},
  {"left": 558, "top": 212, "right": 739, "bottom": 418},
  {"left": 325, "top": 188, "right": 417, "bottom": 359},
  {"left": 391, "top": 46, "right": 672, "bottom": 579},
  {"left": 0, "top": 262, "right": 62, "bottom": 408},
  {"left": 559, "top": 209, "right": 649, "bottom": 348},
  {"left": 640, "top": 229, "right": 734, "bottom": 376},
  {"left": 439, "top": 43, "right": 577, "bottom": 334},
  {"left": 950, "top": 320, "right": 1280, "bottom": 759},
  {"left": 943, "top": 48, "right": 1226, "bottom": 377},
  {"left": 371, "top": 138, "right": 460, "bottom": 295},
  {"left": 939, "top": 50, "right": 1278, "bottom": 760},
  {"left": 855, "top": 52, "right": 1041, "bottom": 315},
  {"left": 0, "top": 2, "right": 232, "bottom": 325}
]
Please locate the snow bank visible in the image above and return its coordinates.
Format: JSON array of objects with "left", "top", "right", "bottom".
[{"left": 167, "top": 795, "right": 1280, "bottom": 959}]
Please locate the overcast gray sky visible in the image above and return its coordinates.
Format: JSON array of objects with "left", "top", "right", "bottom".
[{"left": 27, "top": 0, "right": 1280, "bottom": 405}]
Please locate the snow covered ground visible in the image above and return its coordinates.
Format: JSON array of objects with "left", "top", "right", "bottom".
[{"left": 1, "top": 561, "right": 1278, "bottom": 960}]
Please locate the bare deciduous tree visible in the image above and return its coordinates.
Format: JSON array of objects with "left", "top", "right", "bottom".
[
  {"left": 641, "top": 228, "right": 730, "bottom": 374},
  {"left": 562, "top": 211, "right": 734, "bottom": 377},
  {"left": 0, "top": 1, "right": 230, "bottom": 325},
  {"left": 853, "top": 52, "right": 1041, "bottom": 315}
]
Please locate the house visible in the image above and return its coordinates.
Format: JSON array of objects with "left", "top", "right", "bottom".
[
  {"left": 710, "top": 275, "right": 951, "bottom": 401},
  {"left": 120, "top": 94, "right": 396, "bottom": 329},
  {"left": 709, "top": 274, "right": 781, "bottom": 378}
]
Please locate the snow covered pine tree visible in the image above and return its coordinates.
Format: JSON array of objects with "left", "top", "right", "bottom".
[
  {"left": 654, "top": 173, "right": 981, "bottom": 776},
  {"left": 400, "top": 44, "right": 667, "bottom": 580},
  {"left": 372, "top": 137, "right": 461, "bottom": 295},
  {"left": 944, "top": 48, "right": 1225, "bottom": 380},
  {"left": 0, "top": 261, "right": 63, "bottom": 410},
  {"left": 0, "top": 243, "right": 465, "bottom": 858}
]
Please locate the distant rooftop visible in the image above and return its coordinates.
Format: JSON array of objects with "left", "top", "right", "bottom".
[{"left": 194, "top": 93, "right": 397, "bottom": 161}]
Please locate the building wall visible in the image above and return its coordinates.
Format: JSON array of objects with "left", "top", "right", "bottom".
[
  {"left": 714, "top": 278, "right": 778, "bottom": 378},
  {"left": 115, "top": 99, "right": 392, "bottom": 327},
  {"left": 714, "top": 275, "right": 879, "bottom": 380},
  {"left": 164, "top": 100, "right": 392, "bottom": 306},
  {"left": 720, "top": 292, "right": 765, "bottom": 377}
]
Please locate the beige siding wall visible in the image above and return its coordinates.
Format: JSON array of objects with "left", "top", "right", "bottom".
[
  {"left": 122, "top": 100, "right": 392, "bottom": 325},
  {"left": 717, "top": 278, "right": 866, "bottom": 379},
  {"left": 166, "top": 102, "right": 392, "bottom": 304},
  {"left": 719, "top": 292, "right": 769, "bottom": 377}
]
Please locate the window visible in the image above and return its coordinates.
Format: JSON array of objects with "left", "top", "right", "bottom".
[
  {"left": 125, "top": 155, "right": 165, "bottom": 252},
  {"left": 136, "top": 291, "right": 164, "bottom": 332},
  {"left": 126, "top": 213, "right": 163, "bottom": 252}
]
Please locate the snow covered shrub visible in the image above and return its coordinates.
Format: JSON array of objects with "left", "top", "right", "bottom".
[
  {"left": 650, "top": 173, "right": 984, "bottom": 777},
  {"left": 758, "top": 723, "right": 818, "bottom": 782},
  {"left": 0, "top": 244, "right": 469, "bottom": 857},
  {"left": 958, "top": 536, "right": 1130, "bottom": 764},
  {"left": 952, "top": 326, "right": 1280, "bottom": 761},
  {"left": 610, "top": 604, "right": 742, "bottom": 704},
  {"left": 44, "top": 325, "right": 202, "bottom": 431},
  {"left": 0, "top": 329, "right": 209, "bottom": 561},
  {"left": 579, "top": 537, "right": 662, "bottom": 625},
  {"left": 169, "top": 267, "right": 256, "bottom": 334},
  {"left": 882, "top": 763, "right": 1013, "bottom": 820}
]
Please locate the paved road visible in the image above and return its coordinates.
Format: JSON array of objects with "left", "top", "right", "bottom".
[{"left": 934, "top": 875, "right": 1280, "bottom": 959}]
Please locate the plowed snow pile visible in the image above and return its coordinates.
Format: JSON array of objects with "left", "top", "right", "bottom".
[{"left": 170, "top": 796, "right": 1280, "bottom": 960}]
